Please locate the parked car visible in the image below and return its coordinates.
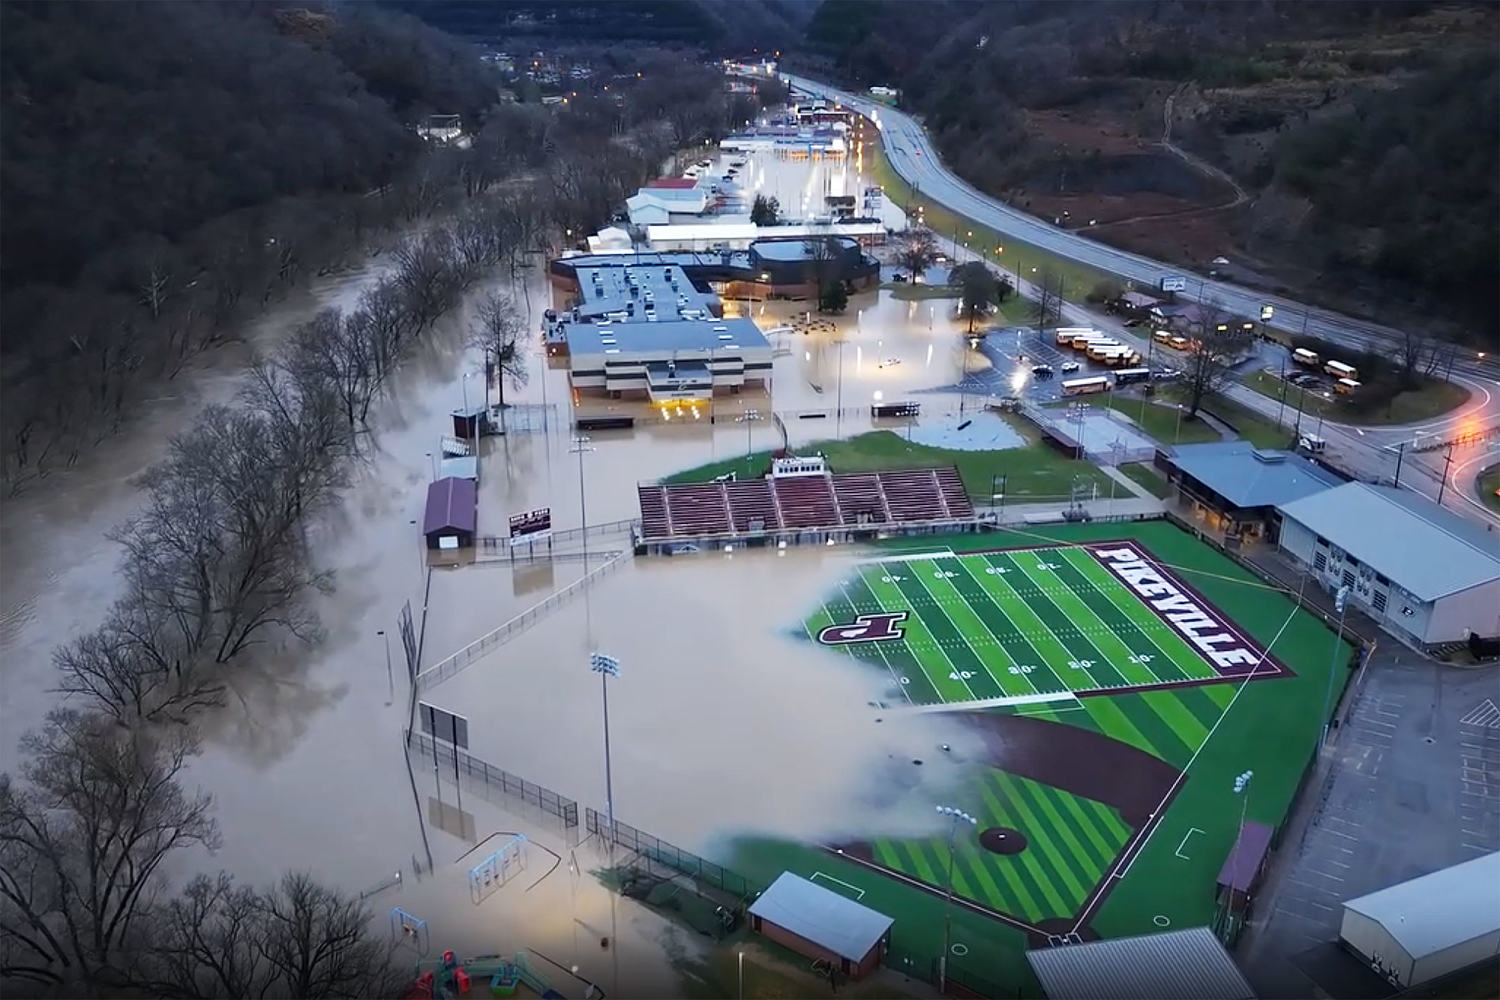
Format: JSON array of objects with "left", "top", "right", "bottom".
[
  {"left": 1031, "top": 364, "right": 1054, "bottom": 377},
  {"left": 1060, "top": 361, "right": 1080, "bottom": 373}
]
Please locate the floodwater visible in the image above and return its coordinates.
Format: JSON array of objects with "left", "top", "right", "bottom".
[{"left": 0, "top": 163, "right": 1009, "bottom": 994}]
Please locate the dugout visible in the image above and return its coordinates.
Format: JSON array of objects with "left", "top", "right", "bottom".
[{"left": 747, "top": 872, "right": 893, "bottom": 980}]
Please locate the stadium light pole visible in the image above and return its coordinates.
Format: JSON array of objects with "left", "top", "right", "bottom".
[
  {"left": 936, "top": 805, "right": 977, "bottom": 992},
  {"left": 570, "top": 435, "right": 594, "bottom": 565},
  {"left": 590, "top": 652, "right": 621, "bottom": 853},
  {"left": 376, "top": 630, "right": 393, "bottom": 706},
  {"left": 1322, "top": 587, "right": 1349, "bottom": 747}
]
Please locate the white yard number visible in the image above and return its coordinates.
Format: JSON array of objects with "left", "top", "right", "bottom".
[
  {"left": 984, "top": 566, "right": 1010, "bottom": 575},
  {"left": 1035, "top": 562, "right": 1059, "bottom": 571},
  {"left": 1068, "top": 659, "right": 1094, "bottom": 670},
  {"left": 881, "top": 574, "right": 905, "bottom": 583},
  {"left": 1009, "top": 665, "right": 1036, "bottom": 675},
  {"left": 1129, "top": 653, "right": 1154, "bottom": 664},
  {"left": 899, "top": 676, "right": 910, "bottom": 685},
  {"left": 933, "top": 570, "right": 956, "bottom": 579},
  {"left": 949, "top": 671, "right": 974, "bottom": 680}
]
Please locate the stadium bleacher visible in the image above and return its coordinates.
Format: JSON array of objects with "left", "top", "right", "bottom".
[{"left": 637, "top": 466, "right": 976, "bottom": 540}]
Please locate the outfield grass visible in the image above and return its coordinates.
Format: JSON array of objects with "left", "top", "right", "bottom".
[
  {"left": 1478, "top": 464, "right": 1500, "bottom": 515},
  {"left": 1120, "top": 462, "right": 1171, "bottom": 498},
  {"left": 1242, "top": 369, "right": 1470, "bottom": 426},
  {"left": 725, "top": 519, "right": 1349, "bottom": 993},
  {"left": 664, "top": 428, "right": 1114, "bottom": 503},
  {"left": 858, "top": 118, "right": 1110, "bottom": 301}
]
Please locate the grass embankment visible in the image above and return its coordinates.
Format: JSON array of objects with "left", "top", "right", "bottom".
[
  {"left": 1242, "top": 368, "right": 1470, "bottom": 426},
  {"left": 1478, "top": 464, "right": 1500, "bottom": 515},
  {"left": 858, "top": 117, "right": 1109, "bottom": 299},
  {"left": 665, "top": 425, "right": 1113, "bottom": 503},
  {"left": 1120, "top": 461, "right": 1171, "bottom": 498},
  {"left": 879, "top": 281, "right": 1034, "bottom": 327},
  {"left": 1200, "top": 392, "right": 1296, "bottom": 449}
]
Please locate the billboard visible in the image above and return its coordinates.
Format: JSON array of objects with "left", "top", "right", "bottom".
[
  {"left": 508, "top": 507, "right": 552, "bottom": 546},
  {"left": 419, "top": 702, "right": 469, "bottom": 749},
  {"left": 1159, "top": 276, "right": 1188, "bottom": 293}
]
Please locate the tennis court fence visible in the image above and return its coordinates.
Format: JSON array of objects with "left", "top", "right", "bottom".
[{"left": 585, "top": 808, "right": 755, "bottom": 902}]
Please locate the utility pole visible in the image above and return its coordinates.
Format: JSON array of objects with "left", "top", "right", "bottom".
[
  {"left": 1322, "top": 587, "right": 1349, "bottom": 747},
  {"left": 1437, "top": 443, "right": 1455, "bottom": 505},
  {"left": 1392, "top": 442, "right": 1405, "bottom": 489}
]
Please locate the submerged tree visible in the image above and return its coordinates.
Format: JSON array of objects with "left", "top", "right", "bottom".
[
  {"left": 951, "top": 261, "right": 1012, "bottom": 334},
  {"left": 470, "top": 291, "right": 531, "bottom": 412}
]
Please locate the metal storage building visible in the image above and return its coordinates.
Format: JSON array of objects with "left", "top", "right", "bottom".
[
  {"left": 747, "top": 872, "right": 893, "bottom": 980},
  {"left": 1026, "top": 926, "right": 1255, "bottom": 1000},
  {"left": 1339, "top": 851, "right": 1500, "bottom": 989},
  {"left": 1276, "top": 482, "right": 1500, "bottom": 648},
  {"left": 422, "top": 477, "right": 477, "bottom": 550}
]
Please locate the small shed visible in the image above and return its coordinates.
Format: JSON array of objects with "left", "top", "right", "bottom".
[
  {"left": 1027, "top": 927, "right": 1255, "bottom": 1000},
  {"left": 1216, "top": 820, "right": 1273, "bottom": 915},
  {"left": 1339, "top": 851, "right": 1500, "bottom": 989},
  {"left": 747, "top": 872, "right": 893, "bottom": 980},
  {"left": 423, "top": 477, "right": 477, "bottom": 550}
]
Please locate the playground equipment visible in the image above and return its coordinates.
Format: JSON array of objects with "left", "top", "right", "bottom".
[
  {"left": 390, "top": 907, "right": 430, "bottom": 956},
  {"left": 409, "top": 950, "right": 565, "bottom": 1000}
]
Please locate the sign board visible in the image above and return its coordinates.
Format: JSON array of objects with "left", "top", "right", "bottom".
[
  {"left": 1159, "top": 276, "right": 1188, "bottom": 293},
  {"left": 419, "top": 702, "right": 469, "bottom": 749},
  {"left": 508, "top": 507, "right": 552, "bottom": 546}
]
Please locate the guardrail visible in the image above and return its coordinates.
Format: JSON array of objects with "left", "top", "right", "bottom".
[{"left": 415, "top": 549, "right": 632, "bottom": 692}]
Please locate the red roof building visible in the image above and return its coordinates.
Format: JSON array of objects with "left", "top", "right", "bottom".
[{"left": 646, "top": 177, "right": 699, "bottom": 189}]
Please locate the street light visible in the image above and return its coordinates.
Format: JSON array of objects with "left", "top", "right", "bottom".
[
  {"left": 936, "top": 805, "right": 977, "bottom": 992},
  {"left": 1322, "top": 587, "right": 1349, "bottom": 746},
  {"left": 590, "top": 652, "right": 621, "bottom": 853},
  {"left": 569, "top": 436, "right": 595, "bottom": 569}
]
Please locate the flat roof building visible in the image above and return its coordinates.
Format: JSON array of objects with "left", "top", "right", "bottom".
[
  {"left": 545, "top": 262, "right": 771, "bottom": 405},
  {"left": 747, "top": 872, "right": 893, "bottom": 980},
  {"left": 1339, "top": 852, "right": 1500, "bottom": 989},
  {"left": 1026, "top": 927, "right": 1255, "bottom": 1000},
  {"left": 1276, "top": 482, "right": 1500, "bottom": 648}
]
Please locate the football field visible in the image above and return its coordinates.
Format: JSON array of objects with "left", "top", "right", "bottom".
[{"left": 804, "top": 541, "right": 1287, "bottom": 708}]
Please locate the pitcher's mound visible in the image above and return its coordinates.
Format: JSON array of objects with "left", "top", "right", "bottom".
[{"left": 979, "top": 826, "right": 1027, "bottom": 855}]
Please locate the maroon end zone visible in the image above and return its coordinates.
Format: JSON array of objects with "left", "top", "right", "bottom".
[{"left": 1083, "top": 540, "right": 1294, "bottom": 682}]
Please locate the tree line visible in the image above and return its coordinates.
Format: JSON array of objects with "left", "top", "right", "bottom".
[{"left": 2, "top": 5, "right": 781, "bottom": 994}]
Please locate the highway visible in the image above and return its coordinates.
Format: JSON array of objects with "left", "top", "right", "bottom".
[{"left": 782, "top": 72, "right": 1500, "bottom": 526}]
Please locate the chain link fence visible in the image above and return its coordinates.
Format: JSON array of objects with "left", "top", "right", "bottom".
[
  {"left": 407, "top": 730, "right": 578, "bottom": 831},
  {"left": 585, "top": 808, "right": 754, "bottom": 902},
  {"left": 415, "top": 549, "right": 631, "bottom": 692}
]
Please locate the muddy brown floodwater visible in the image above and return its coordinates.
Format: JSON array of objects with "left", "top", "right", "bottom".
[{"left": 1, "top": 158, "right": 1002, "bottom": 993}]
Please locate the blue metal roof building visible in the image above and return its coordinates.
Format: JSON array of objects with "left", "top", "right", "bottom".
[{"left": 1161, "top": 441, "right": 1344, "bottom": 540}]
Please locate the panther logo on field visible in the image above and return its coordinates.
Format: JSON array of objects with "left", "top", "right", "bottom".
[{"left": 817, "top": 611, "right": 909, "bottom": 645}]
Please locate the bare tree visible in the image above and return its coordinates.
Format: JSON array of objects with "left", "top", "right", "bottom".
[
  {"left": 1181, "top": 297, "right": 1252, "bottom": 418},
  {"left": 135, "top": 871, "right": 403, "bottom": 999},
  {"left": 952, "top": 261, "right": 1011, "bottom": 335},
  {"left": 1032, "top": 269, "right": 1064, "bottom": 336},
  {"left": 892, "top": 227, "right": 939, "bottom": 282},
  {"left": 470, "top": 292, "right": 530, "bottom": 415},
  {"left": 0, "top": 710, "right": 219, "bottom": 991}
]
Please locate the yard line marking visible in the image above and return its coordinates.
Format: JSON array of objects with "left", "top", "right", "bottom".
[
  {"left": 903, "top": 559, "right": 1003, "bottom": 702},
  {"left": 1175, "top": 827, "right": 1204, "bottom": 859},
  {"left": 966, "top": 554, "right": 1087, "bottom": 696},
  {"left": 872, "top": 562, "right": 980, "bottom": 703},
  {"left": 934, "top": 556, "right": 1046, "bottom": 699},
  {"left": 1034, "top": 551, "right": 1169, "bottom": 689},
  {"left": 810, "top": 871, "right": 865, "bottom": 900},
  {"left": 827, "top": 581, "right": 918, "bottom": 707}
]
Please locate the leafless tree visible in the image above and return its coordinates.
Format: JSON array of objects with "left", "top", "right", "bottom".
[
  {"left": 1181, "top": 297, "right": 1251, "bottom": 417},
  {"left": 470, "top": 292, "right": 530, "bottom": 414},
  {"left": 1032, "top": 269, "right": 1064, "bottom": 336},
  {"left": 286, "top": 309, "right": 384, "bottom": 428},
  {"left": 134, "top": 871, "right": 403, "bottom": 1000},
  {"left": 893, "top": 227, "right": 939, "bottom": 282},
  {"left": 0, "top": 710, "right": 219, "bottom": 991}
]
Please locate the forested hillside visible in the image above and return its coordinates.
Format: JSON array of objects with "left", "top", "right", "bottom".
[
  {"left": 798, "top": 0, "right": 1498, "bottom": 343},
  {"left": 0, "top": 1, "right": 762, "bottom": 490}
]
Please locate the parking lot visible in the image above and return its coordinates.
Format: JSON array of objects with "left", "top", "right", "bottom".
[{"left": 953, "top": 326, "right": 1185, "bottom": 405}]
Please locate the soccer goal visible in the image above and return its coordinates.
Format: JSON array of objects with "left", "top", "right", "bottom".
[{"left": 469, "top": 834, "right": 528, "bottom": 905}]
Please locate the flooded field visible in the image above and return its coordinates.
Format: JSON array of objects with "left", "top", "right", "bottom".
[{"left": 0, "top": 150, "right": 1023, "bottom": 995}]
